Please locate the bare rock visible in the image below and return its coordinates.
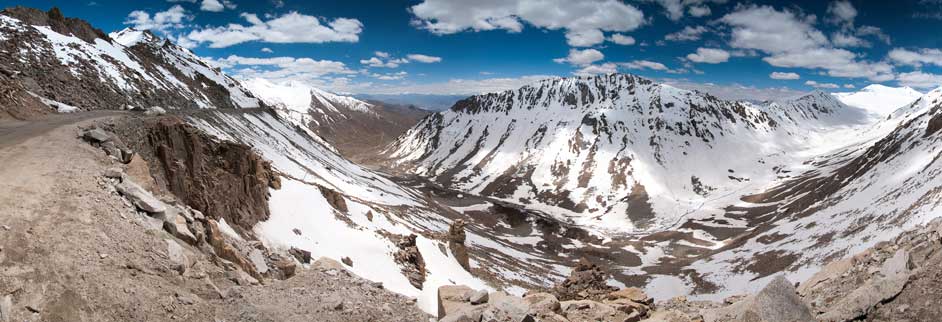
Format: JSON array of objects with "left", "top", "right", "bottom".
[
  {"left": 470, "top": 289, "right": 489, "bottom": 305},
  {"left": 483, "top": 292, "right": 535, "bottom": 322},
  {"left": 341, "top": 256, "right": 353, "bottom": 267},
  {"left": 82, "top": 128, "right": 111, "bottom": 143},
  {"left": 393, "top": 234, "right": 426, "bottom": 289},
  {"left": 797, "top": 257, "right": 855, "bottom": 295},
  {"left": 880, "top": 249, "right": 910, "bottom": 277},
  {"left": 607, "top": 287, "right": 653, "bottom": 306},
  {"left": 124, "top": 154, "right": 158, "bottom": 192},
  {"left": 165, "top": 239, "right": 190, "bottom": 275},
  {"left": 115, "top": 179, "right": 166, "bottom": 214},
  {"left": 551, "top": 257, "right": 617, "bottom": 301},
  {"left": 311, "top": 257, "right": 345, "bottom": 271},
  {"left": 162, "top": 208, "right": 197, "bottom": 245},
  {"left": 817, "top": 273, "right": 910, "bottom": 322},
  {"left": 440, "top": 305, "right": 486, "bottom": 322},
  {"left": 448, "top": 219, "right": 470, "bottom": 272},
  {"left": 560, "top": 300, "right": 630, "bottom": 322},
  {"left": 288, "top": 247, "right": 311, "bottom": 264},
  {"left": 437, "top": 285, "right": 474, "bottom": 318},
  {"left": 319, "top": 186, "right": 348, "bottom": 212},
  {"left": 249, "top": 249, "right": 270, "bottom": 275},
  {"left": 523, "top": 292, "right": 562, "bottom": 317},
  {"left": 703, "top": 275, "right": 814, "bottom": 322},
  {"left": 0, "top": 295, "right": 11, "bottom": 322},
  {"left": 102, "top": 167, "right": 123, "bottom": 179},
  {"left": 144, "top": 106, "right": 166, "bottom": 116}
]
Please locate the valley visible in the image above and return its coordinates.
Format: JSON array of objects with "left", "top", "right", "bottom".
[{"left": 0, "top": 4, "right": 940, "bottom": 322}]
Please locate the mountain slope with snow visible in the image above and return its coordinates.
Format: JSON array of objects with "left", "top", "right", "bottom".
[
  {"left": 387, "top": 74, "right": 869, "bottom": 232},
  {"left": 0, "top": 7, "right": 261, "bottom": 113},
  {"left": 833, "top": 84, "right": 923, "bottom": 117}
]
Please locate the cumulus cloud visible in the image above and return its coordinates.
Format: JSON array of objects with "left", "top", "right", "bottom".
[
  {"left": 360, "top": 56, "right": 408, "bottom": 68},
  {"left": 609, "top": 34, "right": 636, "bottom": 45},
  {"left": 648, "top": 0, "right": 723, "bottom": 21},
  {"left": 125, "top": 5, "right": 191, "bottom": 32},
  {"left": 554, "top": 48, "right": 604, "bottom": 66},
  {"left": 200, "top": 0, "right": 236, "bottom": 12},
  {"left": 688, "top": 5, "right": 711, "bottom": 17},
  {"left": 619, "top": 60, "right": 685, "bottom": 74},
  {"left": 843, "top": 84, "right": 855, "bottom": 89},
  {"left": 827, "top": 0, "right": 857, "bottom": 25},
  {"left": 408, "top": 0, "right": 644, "bottom": 47},
  {"left": 719, "top": 5, "right": 894, "bottom": 81},
  {"left": 769, "top": 72, "right": 800, "bottom": 80},
  {"left": 664, "top": 26, "right": 707, "bottom": 41},
  {"left": 805, "top": 80, "right": 840, "bottom": 89},
  {"left": 371, "top": 71, "right": 408, "bottom": 80},
  {"left": 207, "top": 55, "right": 356, "bottom": 86},
  {"left": 897, "top": 71, "right": 942, "bottom": 89},
  {"left": 185, "top": 12, "right": 363, "bottom": 48},
  {"left": 407, "top": 54, "right": 442, "bottom": 63},
  {"left": 261, "top": 47, "right": 273, "bottom": 53},
  {"left": 888, "top": 48, "right": 942, "bottom": 67},
  {"left": 686, "top": 48, "right": 730, "bottom": 64},
  {"left": 351, "top": 75, "right": 557, "bottom": 95},
  {"left": 574, "top": 63, "right": 618, "bottom": 76}
]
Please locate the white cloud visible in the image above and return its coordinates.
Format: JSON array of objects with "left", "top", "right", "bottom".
[
  {"left": 688, "top": 5, "right": 711, "bottom": 17},
  {"left": 574, "top": 63, "right": 618, "bottom": 76},
  {"left": 856, "top": 26, "right": 891, "bottom": 44},
  {"left": 407, "top": 54, "right": 443, "bottom": 63},
  {"left": 662, "top": 78, "right": 806, "bottom": 102},
  {"left": 805, "top": 80, "right": 839, "bottom": 89},
  {"left": 565, "top": 29, "right": 605, "bottom": 47},
  {"left": 185, "top": 12, "right": 363, "bottom": 48},
  {"left": 827, "top": 0, "right": 857, "bottom": 24},
  {"left": 200, "top": 0, "right": 236, "bottom": 12},
  {"left": 208, "top": 55, "right": 356, "bottom": 85},
  {"left": 371, "top": 71, "right": 408, "bottom": 80},
  {"left": 553, "top": 48, "right": 604, "bottom": 66},
  {"left": 620, "top": 60, "right": 687, "bottom": 74},
  {"left": 125, "top": 5, "right": 191, "bottom": 32},
  {"left": 351, "top": 75, "right": 557, "bottom": 95},
  {"left": 375, "top": 51, "right": 390, "bottom": 58},
  {"left": 843, "top": 84, "right": 855, "bottom": 89},
  {"left": 686, "top": 48, "right": 730, "bottom": 64},
  {"left": 260, "top": 47, "right": 273, "bottom": 53},
  {"left": 888, "top": 48, "right": 942, "bottom": 67},
  {"left": 831, "top": 32, "right": 868, "bottom": 47},
  {"left": 664, "top": 25, "right": 707, "bottom": 41},
  {"left": 770, "top": 72, "right": 800, "bottom": 80},
  {"left": 719, "top": 5, "right": 894, "bottom": 82},
  {"left": 360, "top": 56, "right": 408, "bottom": 68},
  {"left": 609, "top": 34, "right": 636, "bottom": 45},
  {"left": 897, "top": 71, "right": 942, "bottom": 89},
  {"left": 408, "top": 0, "right": 644, "bottom": 48}
]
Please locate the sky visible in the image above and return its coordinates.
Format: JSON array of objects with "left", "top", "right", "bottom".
[{"left": 6, "top": 0, "right": 942, "bottom": 99}]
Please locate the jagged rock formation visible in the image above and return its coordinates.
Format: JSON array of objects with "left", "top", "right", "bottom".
[
  {"left": 448, "top": 219, "right": 471, "bottom": 271},
  {"left": 393, "top": 234, "right": 427, "bottom": 289},
  {"left": 550, "top": 258, "right": 618, "bottom": 301}
]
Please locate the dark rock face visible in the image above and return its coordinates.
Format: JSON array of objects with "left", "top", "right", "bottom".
[
  {"left": 319, "top": 186, "right": 349, "bottom": 212},
  {"left": 448, "top": 219, "right": 471, "bottom": 272},
  {"left": 551, "top": 258, "right": 618, "bottom": 301},
  {"left": 136, "top": 116, "right": 279, "bottom": 234},
  {"left": 393, "top": 234, "right": 427, "bottom": 289},
  {"left": 1, "top": 7, "right": 108, "bottom": 43}
]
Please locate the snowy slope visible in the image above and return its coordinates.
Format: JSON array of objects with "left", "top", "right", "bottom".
[
  {"left": 242, "top": 77, "right": 375, "bottom": 131},
  {"left": 388, "top": 74, "right": 870, "bottom": 233},
  {"left": 0, "top": 8, "right": 261, "bottom": 111},
  {"left": 833, "top": 84, "right": 922, "bottom": 117}
]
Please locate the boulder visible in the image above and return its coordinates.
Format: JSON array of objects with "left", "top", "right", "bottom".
[
  {"left": 273, "top": 257, "right": 297, "bottom": 279},
  {"left": 438, "top": 285, "right": 474, "bottom": 318},
  {"left": 551, "top": 257, "right": 617, "bottom": 301},
  {"left": 448, "top": 219, "right": 471, "bottom": 271},
  {"left": 440, "top": 305, "right": 486, "bottom": 322},
  {"left": 82, "top": 128, "right": 111, "bottom": 143},
  {"left": 166, "top": 239, "right": 190, "bottom": 274},
  {"left": 523, "top": 292, "right": 561, "bottom": 315},
  {"left": 607, "top": 287, "right": 653, "bottom": 306},
  {"left": 124, "top": 154, "right": 158, "bottom": 192},
  {"left": 115, "top": 179, "right": 166, "bottom": 214},
  {"left": 248, "top": 249, "right": 269, "bottom": 275},
  {"left": 289, "top": 247, "right": 312, "bottom": 264},
  {"left": 227, "top": 269, "right": 260, "bottom": 286},
  {"left": 880, "top": 249, "right": 910, "bottom": 277},
  {"left": 797, "top": 256, "right": 855, "bottom": 295},
  {"left": 311, "top": 257, "right": 345, "bottom": 271},
  {"left": 470, "top": 290, "right": 489, "bottom": 305},
  {"left": 0, "top": 295, "right": 12, "bottom": 322},
  {"left": 703, "top": 275, "right": 814, "bottom": 322},
  {"left": 144, "top": 106, "right": 166, "bottom": 116},
  {"left": 341, "top": 256, "right": 353, "bottom": 267},
  {"left": 816, "top": 273, "right": 910, "bottom": 322},
  {"left": 102, "top": 167, "right": 123, "bottom": 179},
  {"left": 101, "top": 141, "right": 123, "bottom": 159},
  {"left": 561, "top": 300, "right": 633, "bottom": 322},
  {"left": 162, "top": 209, "right": 197, "bottom": 245},
  {"left": 482, "top": 292, "right": 535, "bottom": 322}
]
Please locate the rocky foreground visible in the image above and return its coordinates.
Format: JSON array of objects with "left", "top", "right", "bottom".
[{"left": 434, "top": 216, "right": 942, "bottom": 322}]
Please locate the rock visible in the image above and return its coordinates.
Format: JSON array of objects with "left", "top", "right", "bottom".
[
  {"left": 341, "top": 256, "right": 353, "bottom": 266},
  {"left": 162, "top": 209, "right": 197, "bottom": 245},
  {"left": 797, "top": 257, "right": 855, "bottom": 295},
  {"left": 470, "top": 290, "right": 489, "bottom": 305},
  {"left": 83, "top": 128, "right": 111, "bottom": 143},
  {"left": 227, "top": 269, "right": 259, "bottom": 286},
  {"left": 273, "top": 257, "right": 297, "bottom": 279},
  {"left": 331, "top": 299, "right": 344, "bottom": 311},
  {"left": 551, "top": 257, "right": 617, "bottom": 301},
  {"left": 175, "top": 292, "right": 198, "bottom": 305},
  {"left": 448, "top": 219, "right": 471, "bottom": 272},
  {"left": 703, "top": 275, "right": 814, "bottom": 322},
  {"left": 311, "top": 257, "right": 345, "bottom": 271},
  {"left": 144, "top": 106, "right": 166, "bottom": 116},
  {"left": 561, "top": 300, "right": 631, "bottom": 322},
  {"left": 393, "top": 234, "right": 427, "bottom": 289},
  {"left": 101, "top": 141, "right": 123, "bottom": 159},
  {"left": 115, "top": 179, "right": 166, "bottom": 214},
  {"left": 642, "top": 310, "right": 695, "bottom": 322},
  {"left": 880, "top": 249, "right": 910, "bottom": 277},
  {"left": 248, "top": 249, "right": 269, "bottom": 275},
  {"left": 438, "top": 285, "right": 474, "bottom": 318},
  {"left": 288, "top": 247, "right": 311, "bottom": 264},
  {"left": 319, "top": 186, "right": 348, "bottom": 212},
  {"left": 607, "top": 287, "right": 653, "bottom": 305},
  {"left": 0, "top": 295, "right": 12, "bottom": 322},
  {"left": 124, "top": 154, "right": 157, "bottom": 192},
  {"left": 816, "top": 273, "right": 910, "bottom": 322},
  {"left": 103, "top": 167, "right": 123, "bottom": 179},
  {"left": 166, "top": 239, "right": 190, "bottom": 274},
  {"left": 483, "top": 292, "right": 535, "bottom": 322},
  {"left": 523, "top": 292, "right": 561, "bottom": 316},
  {"left": 206, "top": 219, "right": 260, "bottom": 279},
  {"left": 99, "top": 252, "right": 109, "bottom": 259},
  {"left": 439, "top": 305, "right": 486, "bottom": 322}
]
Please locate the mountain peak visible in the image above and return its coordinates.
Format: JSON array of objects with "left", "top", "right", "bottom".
[
  {"left": 1, "top": 6, "right": 110, "bottom": 43},
  {"left": 110, "top": 27, "right": 163, "bottom": 47}
]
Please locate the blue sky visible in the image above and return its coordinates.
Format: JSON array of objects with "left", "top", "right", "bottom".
[{"left": 6, "top": 0, "right": 942, "bottom": 98}]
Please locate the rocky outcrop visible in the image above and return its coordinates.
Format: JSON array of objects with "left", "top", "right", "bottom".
[
  {"left": 448, "top": 219, "right": 471, "bottom": 272},
  {"left": 702, "top": 275, "right": 814, "bottom": 322},
  {"left": 550, "top": 257, "right": 618, "bottom": 301},
  {"left": 1, "top": 7, "right": 108, "bottom": 43},
  {"left": 135, "top": 116, "right": 279, "bottom": 234},
  {"left": 392, "top": 234, "right": 426, "bottom": 289},
  {"left": 319, "top": 185, "right": 349, "bottom": 212}
]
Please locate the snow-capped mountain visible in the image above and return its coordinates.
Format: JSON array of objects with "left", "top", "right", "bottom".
[
  {"left": 0, "top": 7, "right": 261, "bottom": 113},
  {"left": 833, "top": 84, "right": 923, "bottom": 117},
  {"left": 387, "top": 74, "right": 867, "bottom": 232}
]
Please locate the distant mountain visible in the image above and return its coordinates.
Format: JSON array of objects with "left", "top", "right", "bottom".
[
  {"left": 0, "top": 6, "right": 261, "bottom": 118},
  {"left": 243, "top": 78, "right": 428, "bottom": 160},
  {"left": 353, "top": 93, "right": 466, "bottom": 112},
  {"left": 386, "top": 74, "right": 865, "bottom": 231},
  {"left": 833, "top": 84, "right": 923, "bottom": 117}
]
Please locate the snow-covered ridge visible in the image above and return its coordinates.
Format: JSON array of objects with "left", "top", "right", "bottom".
[
  {"left": 0, "top": 7, "right": 261, "bottom": 111},
  {"left": 388, "top": 73, "right": 870, "bottom": 233},
  {"left": 833, "top": 84, "right": 923, "bottom": 117}
]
